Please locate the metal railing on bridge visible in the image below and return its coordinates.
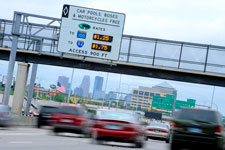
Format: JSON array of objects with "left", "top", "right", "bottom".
[{"left": 1, "top": 15, "right": 225, "bottom": 75}]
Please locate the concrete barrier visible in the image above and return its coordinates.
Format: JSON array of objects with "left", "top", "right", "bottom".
[{"left": 10, "top": 115, "right": 37, "bottom": 127}]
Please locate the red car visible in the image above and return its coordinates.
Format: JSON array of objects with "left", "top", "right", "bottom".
[
  {"left": 91, "top": 109, "right": 145, "bottom": 148},
  {"left": 50, "top": 104, "right": 90, "bottom": 136}
]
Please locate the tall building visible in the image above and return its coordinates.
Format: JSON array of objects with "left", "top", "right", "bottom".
[
  {"left": 57, "top": 76, "right": 70, "bottom": 94},
  {"left": 93, "top": 91, "right": 105, "bottom": 100},
  {"left": 79, "top": 75, "right": 90, "bottom": 98},
  {"left": 74, "top": 87, "right": 83, "bottom": 97},
  {"left": 130, "top": 82, "right": 177, "bottom": 111},
  {"left": 152, "top": 82, "right": 177, "bottom": 99},
  {"left": 92, "top": 76, "right": 104, "bottom": 99},
  {"left": 124, "top": 94, "right": 132, "bottom": 104},
  {"left": 105, "top": 92, "right": 118, "bottom": 101}
]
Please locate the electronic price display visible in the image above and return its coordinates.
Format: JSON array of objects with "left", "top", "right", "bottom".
[
  {"left": 93, "top": 34, "right": 113, "bottom": 43},
  {"left": 58, "top": 5, "right": 125, "bottom": 61},
  {"left": 91, "top": 43, "right": 112, "bottom": 52}
]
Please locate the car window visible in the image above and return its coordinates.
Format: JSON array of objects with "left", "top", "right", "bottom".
[
  {"left": 149, "top": 122, "right": 169, "bottom": 130},
  {"left": 59, "top": 107, "right": 84, "bottom": 116},
  {"left": 97, "top": 110, "right": 137, "bottom": 122},
  {"left": 41, "top": 106, "right": 58, "bottom": 113},
  {"left": 177, "top": 109, "right": 218, "bottom": 124}
]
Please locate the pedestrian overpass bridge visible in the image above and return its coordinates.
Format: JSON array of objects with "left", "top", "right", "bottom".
[{"left": 1, "top": 12, "right": 225, "bottom": 87}]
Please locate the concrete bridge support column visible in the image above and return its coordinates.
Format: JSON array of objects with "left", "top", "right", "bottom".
[{"left": 11, "top": 62, "right": 30, "bottom": 115}]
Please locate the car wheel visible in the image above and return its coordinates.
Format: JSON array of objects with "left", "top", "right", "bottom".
[
  {"left": 215, "top": 147, "right": 224, "bottom": 150},
  {"left": 83, "top": 132, "right": 91, "bottom": 138},
  {"left": 166, "top": 138, "right": 169, "bottom": 143},
  {"left": 53, "top": 127, "right": 60, "bottom": 135},
  {"left": 37, "top": 122, "right": 41, "bottom": 128},
  {"left": 135, "top": 142, "right": 143, "bottom": 148},
  {"left": 96, "top": 138, "right": 103, "bottom": 144},
  {"left": 92, "top": 130, "right": 103, "bottom": 144},
  {"left": 145, "top": 136, "right": 148, "bottom": 141},
  {"left": 170, "top": 142, "right": 180, "bottom": 150},
  {"left": 82, "top": 127, "right": 91, "bottom": 138}
]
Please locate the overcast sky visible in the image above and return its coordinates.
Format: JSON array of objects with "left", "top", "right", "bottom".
[{"left": 0, "top": 0, "right": 225, "bottom": 114}]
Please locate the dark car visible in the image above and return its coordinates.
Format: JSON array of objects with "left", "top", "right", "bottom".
[
  {"left": 170, "top": 108, "right": 225, "bottom": 150},
  {"left": 91, "top": 109, "right": 145, "bottom": 148},
  {"left": 50, "top": 104, "right": 90, "bottom": 136},
  {"left": 0, "top": 104, "right": 11, "bottom": 127},
  {"left": 37, "top": 105, "right": 59, "bottom": 128}
]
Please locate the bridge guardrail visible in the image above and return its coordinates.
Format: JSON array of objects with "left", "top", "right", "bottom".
[{"left": 1, "top": 17, "right": 225, "bottom": 75}]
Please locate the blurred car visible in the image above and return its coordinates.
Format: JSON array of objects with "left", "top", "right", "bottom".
[
  {"left": 37, "top": 105, "right": 58, "bottom": 128},
  {"left": 51, "top": 104, "right": 90, "bottom": 137},
  {"left": 145, "top": 121, "right": 170, "bottom": 143},
  {"left": 0, "top": 104, "right": 11, "bottom": 127},
  {"left": 91, "top": 109, "right": 145, "bottom": 148},
  {"left": 170, "top": 108, "right": 225, "bottom": 150}
]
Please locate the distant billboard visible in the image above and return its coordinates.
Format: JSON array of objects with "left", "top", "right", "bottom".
[{"left": 2, "top": 76, "right": 14, "bottom": 88}]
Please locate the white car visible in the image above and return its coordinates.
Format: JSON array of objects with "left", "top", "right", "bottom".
[{"left": 145, "top": 121, "right": 170, "bottom": 143}]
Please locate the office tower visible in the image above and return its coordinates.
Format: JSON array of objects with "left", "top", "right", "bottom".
[
  {"left": 92, "top": 76, "right": 104, "bottom": 99},
  {"left": 79, "top": 75, "right": 90, "bottom": 97}
]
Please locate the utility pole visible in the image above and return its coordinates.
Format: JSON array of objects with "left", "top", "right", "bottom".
[
  {"left": 67, "top": 68, "right": 75, "bottom": 103},
  {"left": 210, "top": 86, "right": 215, "bottom": 109},
  {"left": 116, "top": 74, "right": 122, "bottom": 110},
  {"left": 102, "top": 73, "right": 109, "bottom": 108}
]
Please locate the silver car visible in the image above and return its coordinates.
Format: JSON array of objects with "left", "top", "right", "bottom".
[
  {"left": 145, "top": 121, "right": 170, "bottom": 143},
  {"left": 0, "top": 104, "right": 11, "bottom": 127}
]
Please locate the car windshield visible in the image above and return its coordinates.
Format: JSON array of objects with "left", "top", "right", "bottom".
[
  {"left": 177, "top": 109, "right": 218, "bottom": 124},
  {"left": 97, "top": 110, "right": 137, "bottom": 122},
  {"left": 149, "top": 122, "right": 169, "bottom": 130},
  {"left": 41, "top": 106, "right": 58, "bottom": 113},
  {"left": 59, "top": 106, "right": 84, "bottom": 116}
]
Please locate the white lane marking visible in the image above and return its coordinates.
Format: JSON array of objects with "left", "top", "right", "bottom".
[
  {"left": 82, "top": 139, "right": 89, "bottom": 143},
  {"left": 0, "top": 133, "right": 46, "bottom": 136},
  {"left": 9, "top": 141, "right": 33, "bottom": 144}
]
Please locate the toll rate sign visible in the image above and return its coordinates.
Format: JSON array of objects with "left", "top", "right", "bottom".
[{"left": 58, "top": 5, "right": 125, "bottom": 61}]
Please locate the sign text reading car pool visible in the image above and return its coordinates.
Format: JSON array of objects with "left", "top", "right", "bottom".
[{"left": 58, "top": 5, "right": 125, "bottom": 61}]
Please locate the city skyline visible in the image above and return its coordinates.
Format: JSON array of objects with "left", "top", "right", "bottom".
[{"left": 0, "top": 59, "right": 223, "bottom": 114}]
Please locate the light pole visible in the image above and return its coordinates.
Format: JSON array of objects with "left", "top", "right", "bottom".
[
  {"left": 116, "top": 74, "right": 122, "bottom": 110},
  {"left": 102, "top": 72, "right": 109, "bottom": 108},
  {"left": 121, "top": 83, "right": 136, "bottom": 110},
  {"left": 213, "top": 103, "right": 218, "bottom": 111},
  {"left": 108, "top": 91, "right": 113, "bottom": 110},
  {"left": 67, "top": 68, "right": 75, "bottom": 103},
  {"left": 210, "top": 86, "right": 215, "bottom": 109}
]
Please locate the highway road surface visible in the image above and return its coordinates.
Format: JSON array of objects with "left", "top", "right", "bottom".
[{"left": 0, "top": 127, "right": 170, "bottom": 150}]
